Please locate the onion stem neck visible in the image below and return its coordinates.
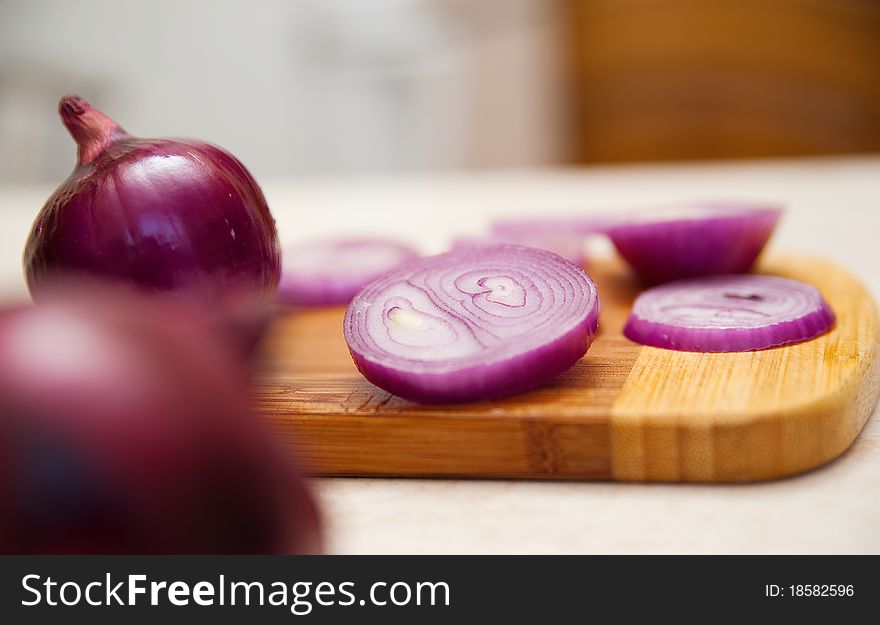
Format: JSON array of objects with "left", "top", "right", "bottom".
[{"left": 59, "top": 95, "right": 128, "bottom": 165}]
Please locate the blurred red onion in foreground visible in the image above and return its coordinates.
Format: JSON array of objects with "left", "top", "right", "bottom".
[{"left": 0, "top": 283, "right": 320, "bottom": 554}]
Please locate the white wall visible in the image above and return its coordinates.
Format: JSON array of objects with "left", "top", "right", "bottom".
[{"left": 0, "top": 0, "right": 565, "bottom": 183}]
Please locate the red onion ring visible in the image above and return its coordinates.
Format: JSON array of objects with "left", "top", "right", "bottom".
[
  {"left": 278, "top": 238, "right": 419, "bottom": 306},
  {"left": 344, "top": 244, "right": 600, "bottom": 403},
  {"left": 606, "top": 201, "right": 783, "bottom": 284},
  {"left": 451, "top": 233, "right": 586, "bottom": 266},
  {"left": 624, "top": 275, "right": 835, "bottom": 352}
]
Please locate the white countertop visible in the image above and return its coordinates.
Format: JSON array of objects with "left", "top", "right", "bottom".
[{"left": 2, "top": 156, "right": 879, "bottom": 553}]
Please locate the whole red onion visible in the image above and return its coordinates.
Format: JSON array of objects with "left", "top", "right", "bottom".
[
  {"left": 0, "top": 283, "right": 320, "bottom": 554},
  {"left": 24, "top": 96, "right": 280, "bottom": 303}
]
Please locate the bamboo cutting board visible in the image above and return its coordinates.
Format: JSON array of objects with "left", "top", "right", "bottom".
[{"left": 253, "top": 253, "right": 880, "bottom": 482}]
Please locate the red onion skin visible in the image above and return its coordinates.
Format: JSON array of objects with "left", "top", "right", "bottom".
[
  {"left": 24, "top": 96, "right": 280, "bottom": 303},
  {"left": 606, "top": 204, "right": 782, "bottom": 284},
  {"left": 0, "top": 284, "right": 320, "bottom": 554}
]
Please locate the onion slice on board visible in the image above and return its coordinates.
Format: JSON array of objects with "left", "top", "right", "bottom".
[
  {"left": 344, "top": 244, "right": 600, "bottom": 403},
  {"left": 606, "top": 201, "right": 783, "bottom": 284},
  {"left": 451, "top": 233, "right": 586, "bottom": 266},
  {"left": 278, "top": 238, "right": 419, "bottom": 306},
  {"left": 624, "top": 275, "right": 835, "bottom": 352}
]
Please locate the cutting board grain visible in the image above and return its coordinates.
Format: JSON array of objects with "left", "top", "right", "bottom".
[{"left": 253, "top": 253, "right": 880, "bottom": 482}]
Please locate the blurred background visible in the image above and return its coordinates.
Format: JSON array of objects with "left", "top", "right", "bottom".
[{"left": 2, "top": 0, "right": 879, "bottom": 184}]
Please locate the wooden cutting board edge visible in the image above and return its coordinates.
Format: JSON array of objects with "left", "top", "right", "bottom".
[
  {"left": 254, "top": 253, "right": 880, "bottom": 483},
  {"left": 609, "top": 254, "right": 880, "bottom": 482}
]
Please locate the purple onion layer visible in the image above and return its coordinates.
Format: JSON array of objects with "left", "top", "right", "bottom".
[
  {"left": 278, "top": 238, "right": 419, "bottom": 306},
  {"left": 451, "top": 233, "right": 586, "bottom": 267},
  {"left": 606, "top": 201, "right": 783, "bottom": 284},
  {"left": 344, "top": 244, "right": 600, "bottom": 403},
  {"left": 624, "top": 274, "right": 835, "bottom": 352}
]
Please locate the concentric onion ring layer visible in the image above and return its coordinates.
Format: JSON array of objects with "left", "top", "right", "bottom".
[
  {"left": 278, "top": 238, "right": 418, "bottom": 306},
  {"left": 344, "top": 245, "right": 599, "bottom": 402},
  {"left": 625, "top": 275, "right": 835, "bottom": 352}
]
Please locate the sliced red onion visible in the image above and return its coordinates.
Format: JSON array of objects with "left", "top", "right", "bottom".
[
  {"left": 624, "top": 275, "right": 835, "bottom": 352},
  {"left": 451, "top": 233, "right": 586, "bottom": 266},
  {"left": 344, "top": 244, "right": 599, "bottom": 403},
  {"left": 606, "top": 201, "right": 783, "bottom": 283},
  {"left": 278, "top": 238, "right": 419, "bottom": 306}
]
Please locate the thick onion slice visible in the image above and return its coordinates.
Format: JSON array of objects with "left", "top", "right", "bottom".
[
  {"left": 451, "top": 233, "right": 586, "bottom": 266},
  {"left": 344, "top": 244, "right": 600, "bottom": 403},
  {"left": 278, "top": 238, "right": 419, "bottom": 306},
  {"left": 606, "top": 201, "right": 783, "bottom": 283},
  {"left": 624, "top": 275, "right": 835, "bottom": 352}
]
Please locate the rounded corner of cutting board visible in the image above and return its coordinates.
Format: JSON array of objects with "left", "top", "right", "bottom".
[
  {"left": 609, "top": 254, "right": 880, "bottom": 483},
  {"left": 255, "top": 252, "right": 880, "bottom": 483}
]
